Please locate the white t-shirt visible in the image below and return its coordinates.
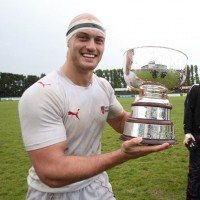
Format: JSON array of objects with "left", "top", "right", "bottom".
[{"left": 19, "top": 69, "right": 124, "bottom": 193}]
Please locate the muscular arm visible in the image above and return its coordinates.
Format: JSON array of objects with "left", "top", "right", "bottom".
[
  {"left": 28, "top": 132, "right": 171, "bottom": 188},
  {"left": 28, "top": 141, "right": 127, "bottom": 187}
]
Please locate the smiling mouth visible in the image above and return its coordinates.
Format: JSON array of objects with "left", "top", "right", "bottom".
[{"left": 83, "top": 53, "right": 95, "bottom": 58}]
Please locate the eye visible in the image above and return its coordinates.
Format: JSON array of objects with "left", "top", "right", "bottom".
[
  {"left": 77, "top": 33, "right": 89, "bottom": 41},
  {"left": 79, "top": 36, "right": 87, "bottom": 41},
  {"left": 95, "top": 37, "right": 105, "bottom": 45}
]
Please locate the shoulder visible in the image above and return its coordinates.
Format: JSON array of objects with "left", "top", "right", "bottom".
[
  {"left": 20, "top": 70, "right": 65, "bottom": 107},
  {"left": 187, "top": 84, "right": 200, "bottom": 102},
  {"left": 24, "top": 70, "right": 63, "bottom": 93},
  {"left": 190, "top": 84, "right": 200, "bottom": 88},
  {"left": 189, "top": 84, "right": 200, "bottom": 93}
]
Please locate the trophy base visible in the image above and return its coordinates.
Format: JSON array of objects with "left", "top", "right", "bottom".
[{"left": 120, "top": 134, "right": 177, "bottom": 145}]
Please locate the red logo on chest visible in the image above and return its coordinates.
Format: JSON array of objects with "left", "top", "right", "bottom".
[{"left": 68, "top": 109, "right": 80, "bottom": 120}]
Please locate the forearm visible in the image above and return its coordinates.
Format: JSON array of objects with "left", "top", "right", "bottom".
[
  {"left": 37, "top": 149, "right": 128, "bottom": 187},
  {"left": 30, "top": 138, "right": 171, "bottom": 188}
]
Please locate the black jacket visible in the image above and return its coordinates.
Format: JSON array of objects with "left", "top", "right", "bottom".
[{"left": 184, "top": 84, "right": 200, "bottom": 135}]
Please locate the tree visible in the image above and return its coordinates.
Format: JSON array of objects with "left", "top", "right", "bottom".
[
  {"left": 40, "top": 73, "right": 46, "bottom": 78},
  {"left": 190, "top": 65, "right": 194, "bottom": 85},
  {"left": 23, "top": 75, "right": 39, "bottom": 91},
  {"left": 0, "top": 73, "right": 25, "bottom": 97},
  {"left": 194, "top": 65, "right": 199, "bottom": 84},
  {"left": 185, "top": 65, "right": 191, "bottom": 86}
]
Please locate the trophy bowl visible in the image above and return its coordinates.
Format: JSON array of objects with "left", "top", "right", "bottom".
[{"left": 120, "top": 46, "right": 188, "bottom": 145}]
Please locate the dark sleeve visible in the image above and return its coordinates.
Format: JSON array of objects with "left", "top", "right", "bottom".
[{"left": 183, "top": 85, "right": 197, "bottom": 134}]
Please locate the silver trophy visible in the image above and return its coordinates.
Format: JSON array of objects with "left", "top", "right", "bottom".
[{"left": 120, "top": 46, "right": 188, "bottom": 145}]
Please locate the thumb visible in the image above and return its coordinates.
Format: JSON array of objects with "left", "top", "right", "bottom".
[{"left": 123, "top": 137, "right": 143, "bottom": 147}]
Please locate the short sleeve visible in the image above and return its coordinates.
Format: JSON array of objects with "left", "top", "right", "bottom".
[
  {"left": 107, "top": 92, "right": 124, "bottom": 119},
  {"left": 18, "top": 82, "right": 67, "bottom": 151}
]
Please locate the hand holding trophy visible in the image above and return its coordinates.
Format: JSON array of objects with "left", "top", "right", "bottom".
[{"left": 121, "top": 46, "right": 188, "bottom": 145}]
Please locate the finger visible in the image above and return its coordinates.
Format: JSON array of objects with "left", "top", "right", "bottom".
[
  {"left": 124, "top": 137, "right": 143, "bottom": 146},
  {"left": 185, "top": 133, "right": 194, "bottom": 140},
  {"left": 191, "top": 136, "right": 196, "bottom": 141},
  {"left": 184, "top": 139, "right": 188, "bottom": 145},
  {"left": 144, "top": 143, "right": 171, "bottom": 153},
  {"left": 155, "top": 143, "right": 172, "bottom": 150},
  {"left": 122, "top": 137, "right": 143, "bottom": 154},
  {"left": 131, "top": 143, "right": 172, "bottom": 158}
]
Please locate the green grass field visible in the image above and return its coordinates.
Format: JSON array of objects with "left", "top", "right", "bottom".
[{"left": 0, "top": 97, "right": 189, "bottom": 200}]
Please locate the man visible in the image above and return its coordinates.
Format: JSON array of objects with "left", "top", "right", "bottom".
[
  {"left": 183, "top": 84, "right": 200, "bottom": 199},
  {"left": 19, "top": 13, "right": 171, "bottom": 200}
]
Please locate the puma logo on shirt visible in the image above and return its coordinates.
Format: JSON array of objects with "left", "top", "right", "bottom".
[
  {"left": 38, "top": 81, "right": 51, "bottom": 87},
  {"left": 68, "top": 109, "right": 80, "bottom": 120}
]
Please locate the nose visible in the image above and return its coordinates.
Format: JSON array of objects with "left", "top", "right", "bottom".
[{"left": 86, "top": 39, "right": 96, "bottom": 51}]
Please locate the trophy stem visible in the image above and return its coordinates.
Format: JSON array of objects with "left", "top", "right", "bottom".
[{"left": 139, "top": 82, "right": 168, "bottom": 99}]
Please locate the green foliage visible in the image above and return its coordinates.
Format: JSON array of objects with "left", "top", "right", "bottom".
[
  {"left": 0, "top": 65, "right": 199, "bottom": 98},
  {"left": 0, "top": 97, "right": 189, "bottom": 199},
  {"left": 184, "top": 65, "right": 200, "bottom": 86},
  {"left": 194, "top": 65, "right": 199, "bottom": 83},
  {"left": 0, "top": 73, "right": 46, "bottom": 98},
  {"left": 94, "top": 68, "right": 126, "bottom": 88},
  {"left": 0, "top": 73, "right": 25, "bottom": 97}
]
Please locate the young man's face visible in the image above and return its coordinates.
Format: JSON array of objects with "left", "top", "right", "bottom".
[{"left": 68, "top": 29, "right": 105, "bottom": 72}]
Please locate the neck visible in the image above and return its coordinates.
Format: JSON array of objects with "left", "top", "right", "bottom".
[{"left": 60, "top": 62, "right": 93, "bottom": 87}]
